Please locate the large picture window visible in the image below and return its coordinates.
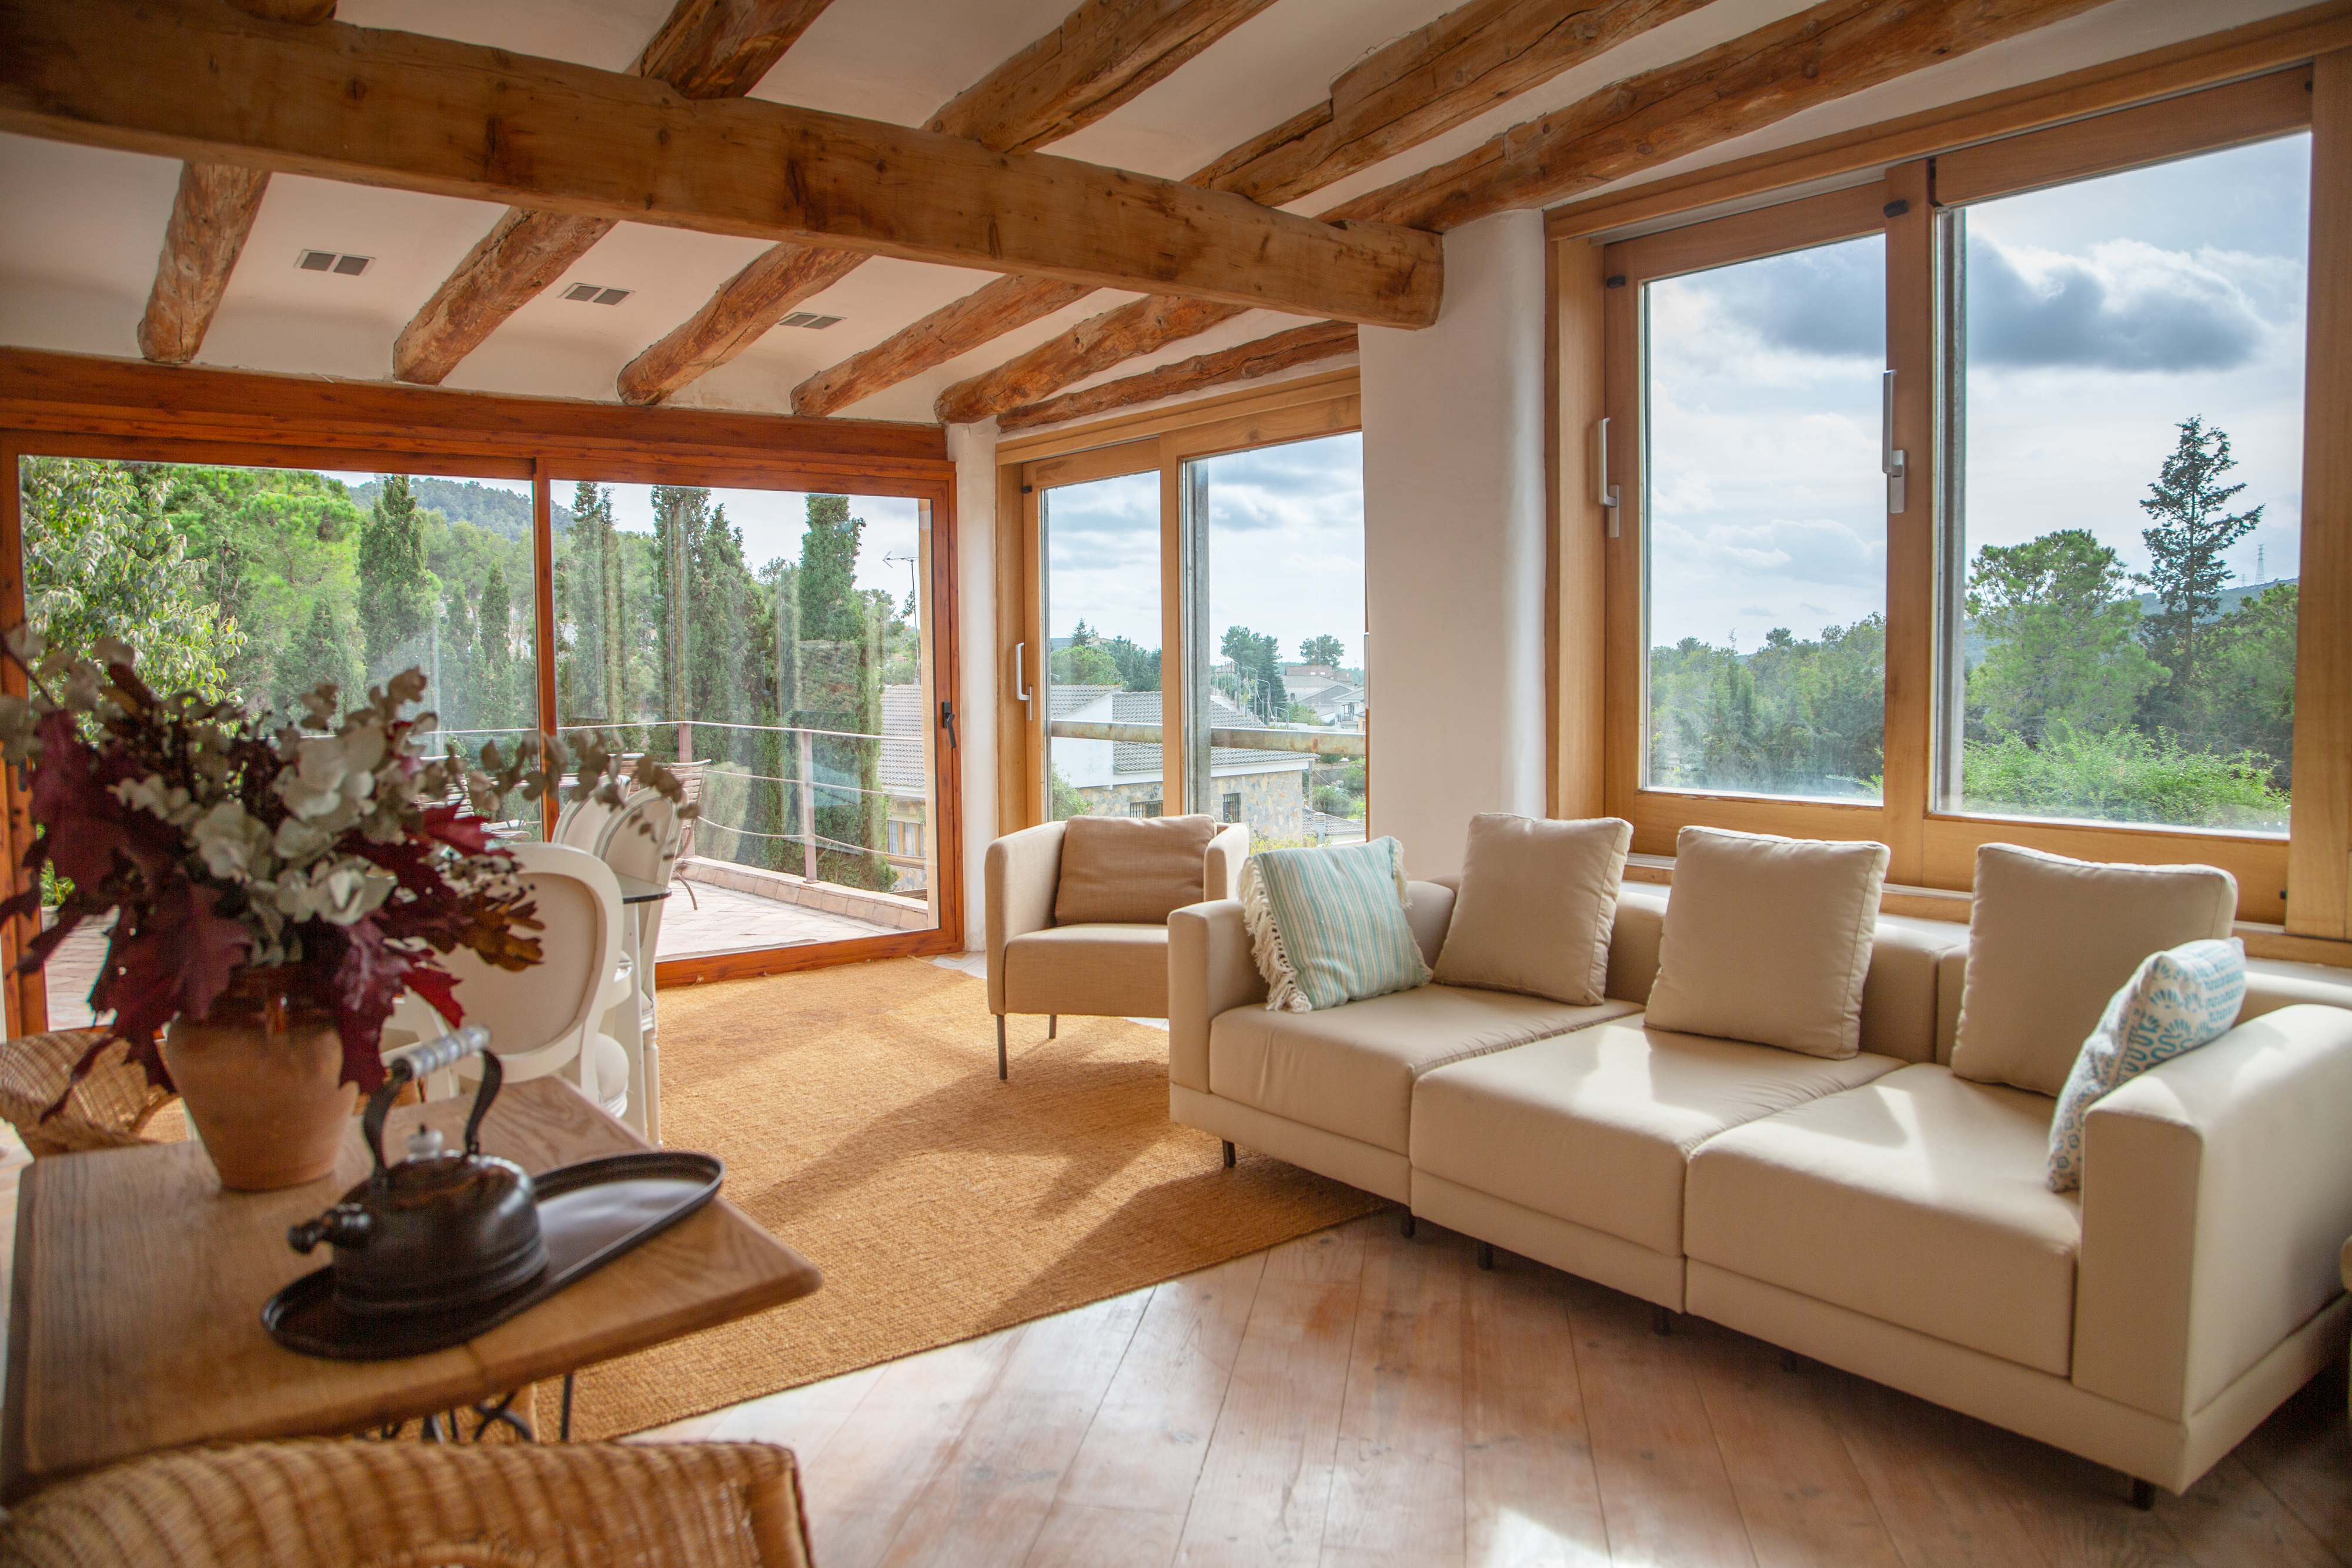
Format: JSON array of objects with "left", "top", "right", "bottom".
[
  {"left": 1589, "top": 68, "right": 2332, "bottom": 927},
  {"left": 1940, "top": 135, "right": 2310, "bottom": 834},
  {"left": 1643, "top": 235, "right": 1887, "bottom": 803}
]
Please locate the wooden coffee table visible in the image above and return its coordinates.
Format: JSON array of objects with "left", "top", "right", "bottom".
[{"left": 2, "top": 1076, "right": 819, "bottom": 1499}]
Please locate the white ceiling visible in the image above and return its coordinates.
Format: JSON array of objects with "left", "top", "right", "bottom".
[{"left": 0, "top": 0, "right": 2308, "bottom": 428}]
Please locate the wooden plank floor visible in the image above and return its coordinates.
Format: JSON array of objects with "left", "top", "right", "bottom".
[{"left": 643, "top": 1211, "right": 2352, "bottom": 1567}]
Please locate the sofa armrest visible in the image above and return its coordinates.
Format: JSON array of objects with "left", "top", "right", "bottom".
[
  {"left": 985, "top": 822, "right": 1067, "bottom": 1015},
  {"left": 1207, "top": 823, "right": 1250, "bottom": 901},
  {"left": 2073, "top": 1003, "right": 2352, "bottom": 1419},
  {"left": 1168, "top": 900, "right": 1264, "bottom": 1092}
]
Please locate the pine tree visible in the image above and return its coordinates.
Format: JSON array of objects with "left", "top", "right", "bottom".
[
  {"left": 279, "top": 598, "right": 359, "bottom": 714},
  {"left": 2139, "top": 416, "right": 2262, "bottom": 701},
  {"left": 356, "top": 473, "right": 430, "bottom": 677}
]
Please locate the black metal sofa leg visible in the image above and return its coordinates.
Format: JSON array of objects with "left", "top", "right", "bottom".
[
  {"left": 1222, "top": 1140, "right": 1235, "bottom": 1168},
  {"left": 996, "top": 1015, "right": 1008, "bottom": 1081}
]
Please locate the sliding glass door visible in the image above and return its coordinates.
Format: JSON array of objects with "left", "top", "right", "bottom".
[
  {"left": 550, "top": 480, "right": 945, "bottom": 963},
  {"left": 1007, "top": 380, "right": 1367, "bottom": 840}
]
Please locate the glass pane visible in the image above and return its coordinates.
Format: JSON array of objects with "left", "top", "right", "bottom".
[
  {"left": 1039, "top": 470, "right": 1162, "bottom": 821},
  {"left": 19, "top": 459, "right": 541, "bottom": 1027},
  {"left": 552, "top": 482, "right": 938, "bottom": 959},
  {"left": 1643, "top": 233, "right": 1887, "bottom": 801},
  {"left": 1185, "top": 433, "right": 1367, "bottom": 848},
  {"left": 1946, "top": 136, "right": 2308, "bottom": 833}
]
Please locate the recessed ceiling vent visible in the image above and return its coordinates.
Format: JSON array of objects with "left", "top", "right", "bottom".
[
  {"left": 562, "top": 283, "right": 634, "bottom": 305},
  {"left": 296, "top": 250, "right": 372, "bottom": 276},
  {"left": 779, "top": 312, "right": 842, "bottom": 329}
]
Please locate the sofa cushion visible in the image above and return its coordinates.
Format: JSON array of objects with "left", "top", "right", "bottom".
[
  {"left": 1244, "top": 838, "right": 1429, "bottom": 1012},
  {"left": 1953, "top": 845, "right": 2237, "bottom": 1096},
  {"left": 1003, "top": 924, "right": 1168, "bottom": 1018},
  {"left": 1053, "top": 813, "right": 1218, "bottom": 927},
  {"left": 1411, "top": 1021, "right": 1901, "bottom": 1258},
  {"left": 1209, "top": 985, "right": 1637, "bottom": 1155},
  {"left": 1645, "top": 827, "right": 1890, "bottom": 1058},
  {"left": 2047, "top": 939, "right": 2246, "bottom": 1193},
  {"left": 1686, "top": 1062, "right": 2080, "bottom": 1376},
  {"left": 1434, "top": 814, "right": 1631, "bottom": 1005}
]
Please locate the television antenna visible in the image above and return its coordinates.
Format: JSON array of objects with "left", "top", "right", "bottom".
[{"left": 883, "top": 550, "right": 920, "bottom": 617}]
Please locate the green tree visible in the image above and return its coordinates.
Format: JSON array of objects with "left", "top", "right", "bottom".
[
  {"left": 17, "top": 457, "right": 242, "bottom": 701},
  {"left": 793, "top": 495, "right": 891, "bottom": 890},
  {"left": 476, "top": 561, "right": 514, "bottom": 729},
  {"left": 356, "top": 473, "right": 430, "bottom": 677},
  {"left": 1052, "top": 642, "right": 1120, "bottom": 686},
  {"left": 1220, "top": 626, "right": 1287, "bottom": 720},
  {"left": 2138, "top": 416, "right": 2261, "bottom": 706},
  {"left": 1104, "top": 636, "right": 1159, "bottom": 691},
  {"left": 2195, "top": 580, "right": 2297, "bottom": 786},
  {"left": 279, "top": 598, "right": 359, "bottom": 713},
  {"left": 1967, "top": 529, "right": 2167, "bottom": 744},
  {"left": 1299, "top": 634, "right": 1347, "bottom": 667}
]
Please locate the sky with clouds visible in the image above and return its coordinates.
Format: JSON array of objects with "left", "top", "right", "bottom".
[
  {"left": 1645, "top": 132, "right": 2311, "bottom": 653},
  {"left": 1042, "top": 432, "right": 1367, "bottom": 670}
]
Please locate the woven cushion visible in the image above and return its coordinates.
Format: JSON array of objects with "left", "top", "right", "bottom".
[
  {"left": 1433, "top": 814, "right": 1631, "bottom": 1005},
  {"left": 1053, "top": 813, "right": 1218, "bottom": 926},
  {"left": 1954, "top": 844, "right": 2237, "bottom": 1096},
  {"left": 1644, "top": 827, "right": 1890, "bottom": 1059},
  {"left": 2046, "top": 938, "right": 2246, "bottom": 1192},
  {"left": 1244, "top": 837, "right": 1429, "bottom": 1012},
  {"left": 0, "top": 1029, "right": 173, "bottom": 1156}
]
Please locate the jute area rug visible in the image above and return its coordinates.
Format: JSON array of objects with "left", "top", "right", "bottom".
[{"left": 557, "top": 958, "right": 1382, "bottom": 1440}]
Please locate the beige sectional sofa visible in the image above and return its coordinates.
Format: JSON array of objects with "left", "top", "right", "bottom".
[{"left": 1168, "top": 877, "right": 2352, "bottom": 1497}]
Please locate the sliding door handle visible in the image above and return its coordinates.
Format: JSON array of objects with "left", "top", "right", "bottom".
[
  {"left": 1015, "top": 641, "right": 1034, "bottom": 713},
  {"left": 1882, "top": 369, "right": 1908, "bottom": 514},
  {"left": 1593, "top": 417, "right": 1622, "bottom": 538}
]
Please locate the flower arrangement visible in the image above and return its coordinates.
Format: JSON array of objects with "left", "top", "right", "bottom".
[{"left": 0, "top": 627, "right": 691, "bottom": 1104}]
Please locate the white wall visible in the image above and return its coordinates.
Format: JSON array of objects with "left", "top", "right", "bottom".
[
  {"left": 948, "top": 422, "right": 999, "bottom": 950},
  {"left": 1359, "top": 209, "right": 1551, "bottom": 880}
]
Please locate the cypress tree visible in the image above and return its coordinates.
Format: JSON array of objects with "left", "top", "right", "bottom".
[{"left": 356, "top": 473, "right": 430, "bottom": 678}]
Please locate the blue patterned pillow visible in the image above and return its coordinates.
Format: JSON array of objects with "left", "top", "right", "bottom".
[
  {"left": 2046, "top": 938, "right": 2245, "bottom": 1192},
  {"left": 1242, "top": 837, "right": 1430, "bottom": 1012}
]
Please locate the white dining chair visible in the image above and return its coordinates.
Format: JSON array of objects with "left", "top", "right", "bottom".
[
  {"left": 592, "top": 787, "right": 684, "bottom": 1141},
  {"left": 390, "top": 842, "right": 630, "bottom": 1122},
  {"left": 553, "top": 793, "right": 619, "bottom": 852}
]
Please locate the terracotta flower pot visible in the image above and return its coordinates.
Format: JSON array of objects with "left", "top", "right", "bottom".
[{"left": 162, "top": 969, "right": 355, "bottom": 1192}]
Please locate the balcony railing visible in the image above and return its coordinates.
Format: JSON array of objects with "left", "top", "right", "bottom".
[{"left": 1048, "top": 720, "right": 1366, "bottom": 759}]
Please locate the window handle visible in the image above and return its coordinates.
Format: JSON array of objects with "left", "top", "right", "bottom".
[
  {"left": 1883, "top": 369, "right": 1907, "bottom": 514},
  {"left": 940, "top": 699, "right": 958, "bottom": 750},
  {"left": 1593, "top": 417, "right": 1622, "bottom": 538},
  {"left": 1015, "top": 641, "right": 1033, "bottom": 713}
]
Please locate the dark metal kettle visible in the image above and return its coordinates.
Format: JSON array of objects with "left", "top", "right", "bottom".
[{"left": 288, "top": 1027, "right": 549, "bottom": 1318}]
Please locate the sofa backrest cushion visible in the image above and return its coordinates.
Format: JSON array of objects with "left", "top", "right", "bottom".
[
  {"left": 1408, "top": 880, "right": 1460, "bottom": 968},
  {"left": 1644, "top": 827, "right": 1891, "bottom": 1059},
  {"left": 1953, "top": 844, "right": 2237, "bottom": 1097},
  {"left": 1053, "top": 813, "right": 1220, "bottom": 926},
  {"left": 1432, "top": 814, "right": 1632, "bottom": 1006}
]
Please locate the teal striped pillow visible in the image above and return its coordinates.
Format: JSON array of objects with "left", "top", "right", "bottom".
[{"left": 1242, "top": 837, "right": 1430, "bottom": 1012}]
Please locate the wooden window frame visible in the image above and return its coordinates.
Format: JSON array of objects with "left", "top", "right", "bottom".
[
  {"left": 1578, "top": 65, "right": 2347, "bottom": 953},
  {"left": 0, "top": 350, "right": 965, "bottom": 1029},
  {"left": 993, "top": 370, "right": 1362, "bottom": 834}
]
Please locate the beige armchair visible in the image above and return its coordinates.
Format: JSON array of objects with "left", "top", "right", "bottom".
[{"left": 986, "top": 817, "right": 1248, "bottom": 1079}]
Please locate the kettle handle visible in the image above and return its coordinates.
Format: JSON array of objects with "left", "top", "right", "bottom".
[{"left": 363, "top": 1026, "right": 499, "bottom": 1177}]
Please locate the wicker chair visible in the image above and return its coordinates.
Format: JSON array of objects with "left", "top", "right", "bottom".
[
  {"left": 0, "top": 1029, "right": 175, "bottom": 1157},
  {"left": 0, "top": 1439, "right": 815, "bottom": 1567}
]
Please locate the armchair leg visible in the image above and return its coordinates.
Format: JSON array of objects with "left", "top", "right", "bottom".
[
  {"left": 996, "top": 1016, "right": 1007, "bottom": 1081},
  {"left": 1476, "top": 1242, "right": 1495, "bottom": 1271},
  {"left": 2129, "top": 1479, "right": 2155, "bottom": 1511},
  {"left": 1222, "top": 1140, "right": 1235, "bottom": 1168},
  {"left": 1652, "top": 1305, "right": 1673, "bottom": 1336},
  {"left": 1049, "top": 1014, "right": 1058, "bottom": 1039},
  {"left": 1399, "top": 1211, "right": 1416, "bottom": 1239}
]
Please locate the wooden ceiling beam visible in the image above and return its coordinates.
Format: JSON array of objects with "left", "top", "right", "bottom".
[
  {"left": 934, "top": 297, "right": 1250, "bottom": 425},
  {"left": 996, "top": 320, "right": 1355, "bottom": 432},
  {"left": 617, "top": 0, "right": 1279, "bottom": 406},
  {"left": 390, "top": 0, "right": 837, "bottom": 386},
  {"left": 937, "top": 0, "right": 2118, "bottom": 424},
  {"left": 135, "top": 1, "right": 342, "bottom": 367},
  {"left": 0, "top": 1, "right": 1441, "bottom": 333},
  {"left": 1329, "top": 0, "right": 2112, "bottom": 232},
  {"left": 136, "top": 162, "right": 272, "bottom": 365},
  {"left": 800, "top": 0, "right": 1689, "bottom": 418}
]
